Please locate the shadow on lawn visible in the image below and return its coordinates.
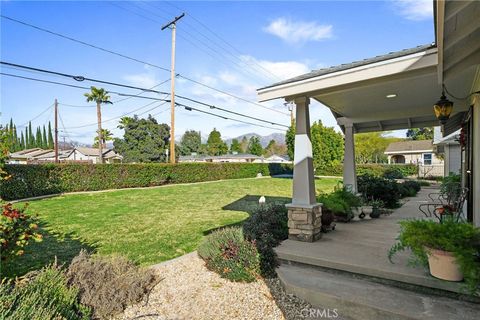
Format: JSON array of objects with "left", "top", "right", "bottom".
[
  {"left": 1, "top": 223, "right": 97, "bottom": 279},
  {"left": 203, "top": 195, "right": 291, "bottom": 236}
]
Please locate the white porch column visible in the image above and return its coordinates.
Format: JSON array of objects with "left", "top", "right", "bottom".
[
  {"left": 338, "top": 117, "right": 357, "bottom": 193},
  {"left": 473, "top": 95, "right": 480, "bottom": 227},
  {"left": 286, "top": 97, "right": 322, "bottom": 242}
]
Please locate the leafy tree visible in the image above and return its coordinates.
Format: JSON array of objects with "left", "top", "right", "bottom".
[
  {"left": 85, "top": 86, "right": 112, "bottom": 163},
  {"left": 206, "top": 128, "right": 228, "bottom": 156},
  {"left": 113, "top": 115, "right": 170, "bottom": 163},
  {"left": 47, "top": 122, "right": 54, "bottom": 149},
  {"left": 230, "top": 138, "right": 242, "bottom": 153},
  {"left": 247, "top": 136, "right": 263, "bottom": 156},
  {"left": 240, "top": 136, "right": 248, "bottom": 153},
  {"left": 406, "top": 127, "right": 433, "bottom": 140},
  {"left": 310, "top": 120, "right": 344, "bottom": 170},
  {"left": 355, "top": 132, "right": 400, "bottom": 164},
  {"left": 179, "top": 130, "right": 201, "bottom": 156},
  {"left": 93, "top": 129, "right": 113, "bottom": 148},
  {"left": 263, "top": 139, "right": 287, "bottom": 157},
  {"left": 285, "top": 123, "right": 295, "bottom": 160}
]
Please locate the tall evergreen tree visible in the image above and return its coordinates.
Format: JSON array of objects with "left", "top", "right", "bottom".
[
  {"left": 12, "top": 125, "right": 19, "bottom": 151},
  {"left": 20, "top": 132, "right": 25, "bottom": 150},
  {"left": 25, "top": 127, "right": 29, "bottom": 149},
  {"left": 28, "top": 122, "right": 34, "bottom": 148},
  {"left": 42, "top": 125, "right": 48, "bottom": 149},
  {"left": 206, "top": 128, "right": 228, "bottom": 156},
  {"left": 35, "top": 127, "right": 42, "bottom": 148},
  {"left": 247, "top": 136, "right": 263, "bottom": 156},
  {"left": 47, "top": 122, "right": 54, "bottom": 148}
]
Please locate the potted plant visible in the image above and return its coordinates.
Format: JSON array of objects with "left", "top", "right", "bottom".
[
  {"left": 317, "top": 193, "right": 352, "bottom": 223},
  {"left": 389, "top": 218, "right": 480, "bottom": 294},
  {"left": 369, "top": 199, "right": 384, "bottom": 218}
]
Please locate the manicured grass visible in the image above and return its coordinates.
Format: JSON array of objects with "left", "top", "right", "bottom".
[{"left": 3, "top": 177, "right": 339, "bottom": 277}]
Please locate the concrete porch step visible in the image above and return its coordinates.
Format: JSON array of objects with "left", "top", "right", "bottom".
[
  {"left": 276, "top": 238, "right": 469, "bottom": 296},
  {"left": 278, "top": 263, "right": 480, "bottom": 320}
]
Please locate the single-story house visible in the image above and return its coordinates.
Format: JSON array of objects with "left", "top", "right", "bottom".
[
  {"left": 205, "top": 153, "right": 263, "bottom": 163},
  {"left": 257, "top": 0, "right": 480, "bottom": 230},
  {"left": 433, "top": 127, "right": 461, "bottom": 176},
  {"left": 384, "top": 139, "right": 444, "bottom": 177},
  {"left": 264, "top": 154, "right": 292, "bottom": 164},
  {"left": 8, "top": 147, "right": 123, "bottom": 164}
]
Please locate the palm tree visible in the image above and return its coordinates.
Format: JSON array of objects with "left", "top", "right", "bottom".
[
  {"left": 93, "top": 129, "right": 113, "bottom": 148},
  {"left": 84, "top": 87, "right": 112, "bottom": 164}
]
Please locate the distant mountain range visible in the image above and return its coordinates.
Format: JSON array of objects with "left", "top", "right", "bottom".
[{"left": 224, "top": 132, "right": 286, "bottom": 147}]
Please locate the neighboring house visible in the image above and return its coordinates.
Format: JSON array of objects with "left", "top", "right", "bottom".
[
  {"left": 264, "top": 154, "right": 292, "bottom": 164},
  {"left": 178, "top": 154, "right": 207, "bottom": 163},
  {"left": 384, "top": 140, "right": 443, "bottom": 177},
  {"left": 433, "top": 127, "right": 461, "bottom": 176},
  {"left": 7, "top": 147, "right": 123, "bottom": 164},
  {"left": 205, "top": 153, "right": 263, "bottom": 163}
]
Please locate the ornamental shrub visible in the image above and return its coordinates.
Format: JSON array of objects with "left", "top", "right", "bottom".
[
  {"left": 0, "top": 264, "right": 91, "bottom": 320},
  {"left": 357, "top": 174, "right": 400, "bottom": 208},
  {"left": 389, "top": 218, "right": 480, "bottom": 294},
  {"left": 66, "top": 250, "right": 159, "bottom": 319},
  {"left": 198, "top": 227, "right": 260, "bottom": 282},
  {"left": 383, "top": 167, "right": 404, "bottom": 179},
  {"left": 0, "top": 203, "right": 42, "bottom": 261},
  {"left": 0, "top": 163, "right": 293, "bottom": 201},
  {"left": 242, "top": 204, "right": 288, "bottom": 277}
]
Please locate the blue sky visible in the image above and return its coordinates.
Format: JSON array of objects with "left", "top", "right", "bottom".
[{"left": 1, "top": 0, "right": 434, "bottom": 145}]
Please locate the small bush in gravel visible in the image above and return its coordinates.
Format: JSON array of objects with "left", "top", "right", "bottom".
[
  {"left": 243, "top": 204, "right": 288, "bottom": 277},
  {"left": 198, "top": 227, "right": 260, "bottom": 282},
  {"left": 66, "top": 250, "right": 159, "bottom": 319},
  {"left": 0, "top": 263, "right": 91, "bottom": 320}
]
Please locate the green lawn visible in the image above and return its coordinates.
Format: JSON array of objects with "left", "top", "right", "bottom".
[{"left": 3, "top": 177, "right": 339, "bottom": 277}]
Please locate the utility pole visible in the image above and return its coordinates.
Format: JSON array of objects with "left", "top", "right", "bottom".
[
  {"left": 162, "top": 13, "right": 185, "bottom": 164},
  {"left": 54, "top": 98, "right": 59, "bottom": 163},
  {"left": 285, "top": 102, "right": 294, "bottom": 125}
]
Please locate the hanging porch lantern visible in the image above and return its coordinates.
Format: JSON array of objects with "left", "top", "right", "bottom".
[{"left": 433, "top": 91, "right": 453, "bottom": 125}]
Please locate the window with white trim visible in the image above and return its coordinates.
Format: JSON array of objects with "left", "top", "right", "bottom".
[{"left": 423, "top": 153, "right": 432, "bottom": 165}]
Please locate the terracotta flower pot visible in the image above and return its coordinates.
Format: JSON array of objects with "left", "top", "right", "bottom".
[{"left": 425, "top": 247, "right": 463, "bottom": 282}]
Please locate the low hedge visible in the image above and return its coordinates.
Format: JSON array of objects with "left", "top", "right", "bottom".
[
  {"left": 1, "top": 163, "right": 293, "bottom": 201},
  {"left": 316, "top": 164, "right": 418, "bottom": 177}
]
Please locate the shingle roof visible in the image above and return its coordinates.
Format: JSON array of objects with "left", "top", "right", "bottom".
[
  {"left": 385, "top": 140, "right": 433, "bottom": 153},
  {"left": 259, "top": 44, "right": 436, "bottom": 90}
]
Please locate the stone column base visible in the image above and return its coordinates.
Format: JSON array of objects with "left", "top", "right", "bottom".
[{"left": 286, "top": 204, "right": 322, "bottom": 242}]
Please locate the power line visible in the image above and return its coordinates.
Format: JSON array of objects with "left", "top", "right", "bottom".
[
  {"left": 1, "top": 14, "right": 288, "bottom": 116},
  {"left": 176, "top": 102, "right": 286, "bottom": 132},
  {"left": 2, "top": 65, "right": 289, "bottom": 127},
  {"left": 0, "top": 72, "right": 170, "bottom": 102},
  {"left": 162, "top": 1, "right": 281, "bottom": 82},
  {"left": 17, "top": 103, "right": 53, "bottom": 128}
]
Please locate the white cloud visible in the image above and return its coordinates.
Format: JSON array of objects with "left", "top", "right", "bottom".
[
  {"left": 393, "top": 0, "right": 433, "bottom": 21},
  {"left": 123, "top": 73, "right": 159, "bottom": 89},
  {"left": 241, "top": 56, "right": 311, "bottom": 81},
  {"left": 263, "top": 18, "right": 333, "bottom": 44}
]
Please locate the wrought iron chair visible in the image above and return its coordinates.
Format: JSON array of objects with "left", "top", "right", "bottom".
[{"left": 419, "top": 184, "right": 468, "bottom": 222}]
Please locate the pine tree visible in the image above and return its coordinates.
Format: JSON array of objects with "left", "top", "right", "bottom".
[
  {"left": 42, "top": 125, "right": 48, "bottom": 149},
  {"left": 47, "top": 122, "right": 54, "bottom": 148}
]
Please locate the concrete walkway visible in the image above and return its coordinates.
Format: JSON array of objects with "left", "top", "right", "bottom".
[{"left": 276, "top": 186, "right": 468, "bottom": 294}]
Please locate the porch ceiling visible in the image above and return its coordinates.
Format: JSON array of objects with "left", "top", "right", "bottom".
[{"left": 258, "top": 44, "right": 477, "bottom": 134}]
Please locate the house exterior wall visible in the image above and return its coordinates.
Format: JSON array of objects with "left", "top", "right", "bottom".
[
  {"left": 473, "top": 97, "right": 480, "bottom": 227},
  {"left": 444, "top": 144, "right": 461, "bottom": 176}
]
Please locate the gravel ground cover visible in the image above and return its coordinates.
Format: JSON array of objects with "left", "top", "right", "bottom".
[{"left": 118, "top": 253, "right": 285, "bottom": 320}]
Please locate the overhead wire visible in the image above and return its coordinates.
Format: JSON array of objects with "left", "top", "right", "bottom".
[
  {"left": 1, "top": 15, "right": 288, "bottom": 116},
  {"left": 1, "top": 65, "right": 289, "bottom": 127}
]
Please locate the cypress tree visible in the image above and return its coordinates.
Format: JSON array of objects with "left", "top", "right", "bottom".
[
  {"left": 42, "top": 125, "right": 48, "bottom": 149},
  {"left": 20, "top": 132, "right": 25, "bottom": 150},
  {"left": 47, "top": 122, "right": 54, "bottom": 149},
  {"left": 28, "top": 122, "right": 34, "bottom": 148},
  {"left": 25, "top": 127, "right": 29, "bottom": 149},
  {"left": 36, "top": 127, "right": 42, "bottom": 148},
  {"left": 13, "top": 125, "right": 19, "bottom": 151}
]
